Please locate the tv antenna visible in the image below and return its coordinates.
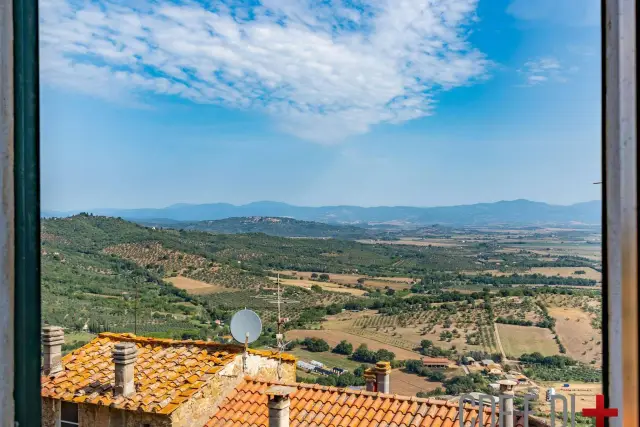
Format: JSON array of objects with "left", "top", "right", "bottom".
[
  {"left": 230, "top": 309, "right": 263, "bottom": 372},
  {"left": 272, "top": 275, "right": 293, "bottom": 379}
]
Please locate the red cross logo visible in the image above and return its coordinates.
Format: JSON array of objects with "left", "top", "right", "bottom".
[{"left": 582, "top": 395, "right": 618, "bottom": 427}]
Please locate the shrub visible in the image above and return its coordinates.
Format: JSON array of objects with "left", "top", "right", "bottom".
[
  {"left": 303, "top": 337, "right": 330, "bottom": 352},
  {"left": 332, "top": 340, "right": 353, "bottom": 355}
]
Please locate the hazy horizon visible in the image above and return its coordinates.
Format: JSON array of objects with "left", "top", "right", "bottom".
[{"left": 43, "top": 197, "right": 602, "bottom": 214}]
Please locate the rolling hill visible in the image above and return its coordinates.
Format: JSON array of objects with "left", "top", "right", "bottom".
[
  {"left": 135, "top": 216, "right": 378, "bottom": 239},
  {"left": 42, "top": 199, "right": 601, "bottom": 226}
]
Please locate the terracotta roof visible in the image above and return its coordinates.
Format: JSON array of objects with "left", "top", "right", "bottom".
[
  {"left": 41, "top": 333, "right": 295, "bottom": 415},
  {"left": 206, "top": 378, "right": 498, "bottom": 427}
]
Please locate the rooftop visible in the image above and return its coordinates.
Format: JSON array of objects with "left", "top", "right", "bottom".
[
  {"left": 40, "top": 332, "right": 295, "bottom": 415},
  {"left": 206, "top": 378, "right": 498, "bottom": 427}
]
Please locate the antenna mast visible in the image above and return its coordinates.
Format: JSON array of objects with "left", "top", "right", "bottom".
[
  {"left": 274, "top": 274, "right": 292, "bottom": 380},
  {"left": 277, "top": 274, "right": 283, "bottom": 336},
  {"left": 134, "top": 276, "right": 139, "bottom": 335}
]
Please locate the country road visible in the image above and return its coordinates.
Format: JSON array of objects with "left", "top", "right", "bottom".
[
  {"left": 493, "top": 323, "right": 522, "bottom": 368},
  {"left": 493, "top": 323, "right": 507, "bottom": 360}
]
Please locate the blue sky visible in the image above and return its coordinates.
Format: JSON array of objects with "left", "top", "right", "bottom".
[{"left": 40, "top": 0, "right": 601, "bottom": 210}]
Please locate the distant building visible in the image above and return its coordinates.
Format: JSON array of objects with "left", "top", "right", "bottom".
[
  {"left": 463, "top": 356, "right": 476, "bottom": 364},
  {"left": 332, "top": 367, "right": 347, "bottom": 375},
  {"left": 314, "top": 367, "right": 333, "bottom": 376},
  {"left": 487, "top": 368, "right": 503, "bottom": 375},
  {"left": 310, "top": 360, "right": 324, "bottom": 368},
  {"left": 481, "top": 359, "right": 495, "bottom": 366},
  {"left": 297, "top": 361, "right": 316, "bottom": 372},
  {"left": 422, "top": 357, "right": 451, "bottom": 368}
]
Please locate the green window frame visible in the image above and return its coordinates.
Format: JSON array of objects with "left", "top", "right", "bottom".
[{"left": 13, "top": 0, "right": 41, "bottom": 425}]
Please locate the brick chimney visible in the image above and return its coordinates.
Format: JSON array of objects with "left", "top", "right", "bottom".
[
  {"left": 364, "top": 368, "right": 377, "bottom": 392},
  {"left": 112, "top": 342, "right": 137, "bottom": 397},
  {"left": 265, "top": 385, "right": 296, "bottom": 427},
  {"left": 42, "top": 326, "right": 65, "bottom": 376},
  {"left": 375, "top": 361, "right": 391, "bottom": 393},
  {"left": 498, "top": 380, "right": 517, "bottom": 427}
]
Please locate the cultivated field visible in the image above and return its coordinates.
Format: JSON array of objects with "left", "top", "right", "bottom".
[
  {"left": 357, "top": 239, "right": 461, "bottom": 247},
  {"left": 537, "top": 294, "right": 602, "bottom": 365},
  {"left": 547, "top": 306, "right": 602, "bottom": 365},
  {"left": 468, "top": 267, "right": 601, "bottom": 283},
  {"left": 535, "top": 382, "right": 602, "bottom": 413},
  {"left": 496, "top": 324, "right": 559, "bottom": 357},
  {"left": 167, "top": 276, "right": 230, "bottom": 294},
  {"left": 274, "top": 271, "right": 415, "bottom": 291},
  {"left": 268, "top": 277, "right": 367, "bottom": 296},
  {"left": 286, "top": 329, "right": 423, "bottom": 361},
  {"left": 390, "top": 370, "right": 443, "bottom": 395},
  {"left": 323, "top": 304, "right": 500, "bottom": 355}
]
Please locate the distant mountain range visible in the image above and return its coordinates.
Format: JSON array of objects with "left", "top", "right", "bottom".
[{"left": 42, "top": 199, "right": 601, "bottom": 227}]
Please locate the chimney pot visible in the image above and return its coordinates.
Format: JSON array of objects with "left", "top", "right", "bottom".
[
  {"left": 265, "top": 385, "right": 296, "bottom": 427},
  {"left": 375, "top": 361, "right": 391, "bottom": 394},
  {"left": 498, "top": 379, "right": 517, "bottom": 393},
  {"left": 498, "top": 380, "right": 516, "bottom": 427},
  {"left": 42, "top": 326, "right": 65, "bottom": 376},
  {"left": 364, "top": 368, "right": 377, "bottom": 392},
  {"left": 112, "top": 342, "right": 137, "bottom": 397}
]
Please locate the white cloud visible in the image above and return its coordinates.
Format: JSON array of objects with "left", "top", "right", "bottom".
[
  {"left": 507, "top": 0, "right": 600, "bottom": 27},
  {"left": 39, "top": 0, "right": 491, "bottom": 143},
  {"left": 518, "top": 57, "right": 570, "bottom": 86}
]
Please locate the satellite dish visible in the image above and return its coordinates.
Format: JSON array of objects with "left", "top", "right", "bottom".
[{"left": 230, "top": 309, "right": 262, "bottom": 345}]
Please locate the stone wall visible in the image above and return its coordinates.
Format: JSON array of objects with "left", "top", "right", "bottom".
[
  {"left": 169, "top": 354, "right": 297, "bottom": 427},
  {"left": 80, "top": 404, "right": 171, "bottom": 427},
  {"left": 42, "top": 397, "right": 58, "bottom": 427},
  {"left": 41, "top": 397, "right": 172, "bottom": 427}
]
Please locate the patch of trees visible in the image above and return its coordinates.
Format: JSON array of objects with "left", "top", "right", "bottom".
[
  {"left": 411, "top": 272, "right": 597, "bottom": 295},
  {"left": 518, "top": 352, "right": 577, "bottom": 368},
  {"left": 404, "top": 360, "right": 447, "bottom": 382},
  {"left": 442, "top": 373, "right": 487, "bottom": 395},
  {"left": 419, "top": 340, "right": 454, "bottom": 358},
  {"left": 469, "top": 273, "right": 597, "bottom": 287},
  {"left": 302, "top": 337, "right": 330, "bottom": 352},
  {"left": 495, "top": 317, "right": 534, "bottom": 327},
  {"left": 525, "top": 365, "right": 601, "bottom": 383},
  {"left": 332, "top": 340, "right": 353, "bottom": 355},
  {"left": 351, "top": 344, "right": 395, "bottom": 363}
]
